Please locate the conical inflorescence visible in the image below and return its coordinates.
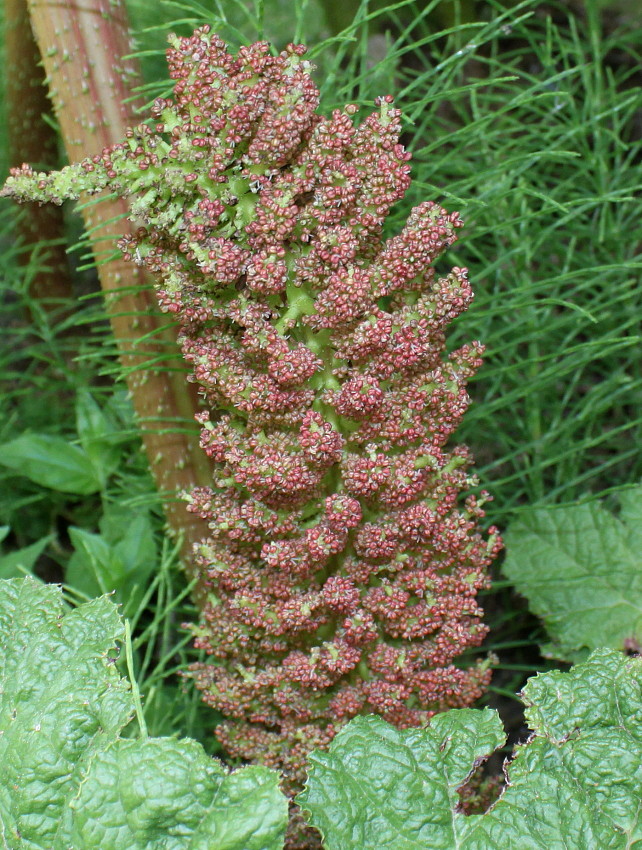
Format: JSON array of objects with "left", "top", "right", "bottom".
[{"left": 2, "top": 26, "right": 501, "bottom": 792}]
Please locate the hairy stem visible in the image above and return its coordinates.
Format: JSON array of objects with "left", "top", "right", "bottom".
[
  {"left": 26, "top": 0, "right": 211, "bottom": 581},
  {"left": 6, "top": 0, "right": 70, "bottom": 309}
]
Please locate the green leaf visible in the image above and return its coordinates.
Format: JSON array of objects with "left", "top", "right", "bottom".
[
  {"left": 299, "top": 649, "right": 642, "bottom": 850},
  {"left": 66, "top": 514, "right": 158, "bottom": 615},
  {"left": 463, "top": 649, "right": 642, "bottom": 849},
  {"left": 0, "top": 577, "right": 288, "bottom": 850},
  {"left": 112, "top": 511, "right": 157, "bottom": 578},
  {"left": 67, "top": 526, "right": 119, "bottom": 597},
  {"left": 0, "top": 577, "right": 132, "bottom": 848},
  {"left": 299, "top": 709, "right": 505, "bottom": 850},
  {"left": 76, "top": 390, "right": 112, "bottom": 447},
  {"left": 0, "top": 434, "right": 102, "bottom": 495},
  {"left": 111, "top": 512, "right": 158, "bottom": 615},
  {"left": 70, "top": 740, "right": 286, "bottom": 850},
  {"left": 0, "top": 535, "right": 52, "bottom": 579},
  {"left": 0, "top": 526, "right": 10, "bottom": 544},
  {"left": 502, "top": 487, "right": 642, "bottom": 660},
  {"left": 75, "top": 391, "right": 122, "bottom": 486}
]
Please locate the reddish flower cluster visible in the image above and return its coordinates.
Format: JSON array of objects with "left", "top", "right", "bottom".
[{"left": 2, "top": 25, "right": 501, "bottom": 802}]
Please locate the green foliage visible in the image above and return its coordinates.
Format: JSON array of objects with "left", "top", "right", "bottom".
[
  {"left": 66, "top": 511, "right": 157, "bottom": 617},
  {"left": 299, "top": 648, "right": 642, "bottom": 849},
  {"left": 503, "top": 485, "right": 642, "bottom": 661},
  {"left": 0, "top": 389, "right": 159, "bottom": 604},
  {"left": 386, "top": 3, "right": 642, "bottom": 518},
  {"left": 0, "top": 532, "right": 52, "bottom": 580},
  {"left": 300, "top": 708, "right": 505, "bottom": 849},
  {"left": 0, "top": 370, "right": 212, "bottom": 744},
  {"left": 0, "top": 434, "right": 103, "bottom": 495},
  {"left": 0, "top": 391, "right": 131, "bottom": 496},
  {"left": 0, "top": 577, "right": 288, "bottom": 850},
  {"left": 75, "top": 389, "right": 124, "bottom": 485},
  {"left": 1, "top": 6, "right": 641, "bottom": 842},
  {"left": 69, "top": 737, "right": 287, "bottom": 850}
]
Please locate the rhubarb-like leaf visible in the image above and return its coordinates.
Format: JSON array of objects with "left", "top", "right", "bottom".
[
  {"left": 299, "top": 708, "right": 505, "bottom": 849},
  {"left": 0, "top": 578, "right": 287, "bottom": 850},
  {"left": 502, "top": 487, "right": 642, "bottom": 660},
  {"left": 70, "top": 740, "right": 286, "bottom": 850},
  {"left": 0, "top": 577, "right": 132, "bottom": 848},
  {"left": 299, "top": 649, "right": 642, "bottom": 850}
]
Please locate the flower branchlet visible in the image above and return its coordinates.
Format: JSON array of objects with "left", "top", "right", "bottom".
[{"left": 2, "top": 26, "right": 501, "bottom": 794}]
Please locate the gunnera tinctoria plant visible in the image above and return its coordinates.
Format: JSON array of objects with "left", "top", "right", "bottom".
[{"left": 3, "top": 23, "right": 501, "bottom": 800}]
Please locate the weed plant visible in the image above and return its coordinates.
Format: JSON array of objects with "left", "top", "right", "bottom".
[{"left": 1, "top": 0, "right": 641, "bottom": 750}]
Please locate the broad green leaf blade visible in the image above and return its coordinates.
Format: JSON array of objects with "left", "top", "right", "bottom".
[
  {"left": 300, "top": 650, "right": 642, "bottom": 850},
  {"left": 298, "top": 709, "right": 505, "bottom": 849},
  {"left": 502, "top": 488, "right": 642, "bottom": 660},
  {"left": 617, "top": 487, "right": 642, "bottom": 553},
  {"left": 0, "top": 577, "right": 133, "bottom": 849},
  {"left": 112, "top": 512, "right": 158, "bottom": 615},
  {"left": 70, "top": 739, "right": 287, "bottom": 850},
  {"left": 522, "top": 650, "right": 642, "bottom": 846},
  {"left": 0, "top": 434, "right": 102, "bottom": 495},
  {"left": 66, "top": 516, "right": 157, "bottom": 616},
  {"left": 522, "top": 646, "right": 642, "bottom": 742},
  {"left": 67, "top": 526, "right": 120, "bottom": 598},
  {"left": 0, "top": 578, "right": 288, "bottom": 850},
  {"left": 113, "top": 511, "right": 157, "bottom": 577},
  {"left": 75, "top": 390, "right": 113, "bottom": 447},
  {"left": 75, "top": 390, "right": 122, "bottom": 485},
  {"left": 463, "top": 649, "right": 642, "bottom": 849}
]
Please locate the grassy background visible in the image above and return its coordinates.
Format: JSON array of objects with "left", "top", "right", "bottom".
[{"left": 1, "top": 0, "right": 641, "bottom": 747}]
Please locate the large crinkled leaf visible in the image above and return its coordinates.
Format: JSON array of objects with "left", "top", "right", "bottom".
[
  {"left": 70, "top": 739, "right": 286, "bottom": 850},
  {"left": 463, "top": 649, "right": 642, "bottom": 849},
  {"left": 298, "top": 707, "right": 505, "bottom": 849},
  {"left": 298, "top": 649, "right": 642, "bottom": 850},
  {"left": 502, "top": 486, "right": 642, "bottom": 661},
  {"left": 0, "top": 577, "right": 132, "bottom": 849},
  {"left": 298, "top": 709, "right": 506, "bottom": 849},
  {"left": 0, "top": 578, "right": 288, "bottom": 850}
]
